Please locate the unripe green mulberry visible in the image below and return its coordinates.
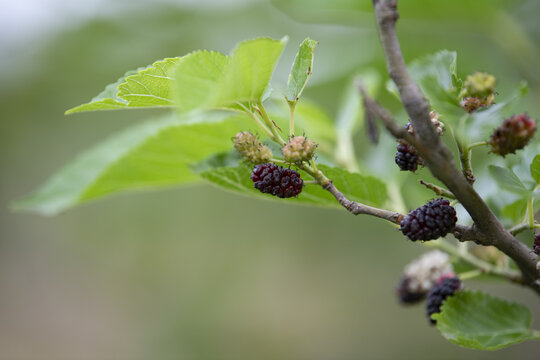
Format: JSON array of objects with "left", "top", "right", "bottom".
[
  {"left": 233, "top": 132, "right": 273, "bottom": 164},
  {"left": 462, "top": 72, "right": 496, "bottom": 99},
  {"left": 282, "top": 136, "right": 317, "bottom": 163}
]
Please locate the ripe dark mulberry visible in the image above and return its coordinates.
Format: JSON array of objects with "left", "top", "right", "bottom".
[
  {"left": 489, "top": 114, "right": 536, "bottom": 156},
  {"left": 400, "top": 198, "right": 457, "bottom": 241},
  {"left": 533, "top": 234, "right": 540, "bottom": 255},
  {"left": 395, "top": 140, "right": 422, "bottom": 172},
  {"left": 251, "top": 163, "right": 303, "bottom": 198},
  {"left": 426, "top": 275, "right": 461, "bottom": 324},
  {"left": 396, "top": 277, "right": 426, "bottom": 304}
]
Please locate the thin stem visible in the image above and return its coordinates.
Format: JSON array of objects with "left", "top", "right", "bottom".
[
  {"left": 456, "top": 138, "right": 475, "bottom": 185},
  {"left": 310, "top": 158, "right": 319, "bottom": 173},
  {"left": 271, "top": 158, "right": 286, "bottom": 165},
  {"left": 419, "top": 180, "right": 456, "bottom": 199},
  {"left": 256, "top": 101, "right": 286, "bottom": 146},
  {"left": 427, "top": 240, "right": 522, "bottom": 283},
  {"left": 468, "top": 141, "right": 489, "bottom": 150},
  {"left": 288, "top": 100, "right": 296, "bottom": 137},
  {"left": 528, "top": 197, "right": 534, "bottom": 229},
  {"left": 458, "top": 269, "right": 483, "bottom": 280},
  {"left": 509, "top": 222, "right": 539, "bottom": 235},
  {"left": 303, "top": 180, "right": 318, "bottom": 185},
  {"left": 297, "top": 161, "right": 329, "bottom": 187},
  {"left": 235, "top": 103, "right": 275, "bottom": 140}
]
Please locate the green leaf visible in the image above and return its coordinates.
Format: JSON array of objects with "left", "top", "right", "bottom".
[
  {"left": 173, "top": 37, "right": 287, "bottom": 113},
  {"left": 13, "top": 112, "right": 252, "bottom": 215},
  {"left": 65, "top": 67, "right": 143, "bottom": 114},
  {"left": 286, "top": 38, "right": 318, "bottom": 102},
  {"left": 387, "top": 50, "right": 457, "bottom": 97},
  {"left": 199, "top": 164, "right": 387, "bottom": 208},
  {"left": 116, "top": 57, "right": 180, "bottom": 107},
  {"left": 501, "top": 198, "right": 528, "bottom": 223},
  {"left": 173, "top": 51, "right": 231, "bottom": 113},
  {"left": 531, "top": 154, "right": 540, "bottom": 184},
  {"left": 215, "top": 37, "right": 288, "bottom": 107},
  {"left": 433, "top": 291, "right": 539, "bottom": 350},
  {"left": 66, "top": 58, "right": 180, "bottom": 114},
  {"left": 386, "top": 50, "right": 464, "bottom": 125},
  {"left": 488, "top": 165, "right": 529, "bottom": 195},
  {"left": 69, "top": 37, "right": 287, "bottom": 115}
]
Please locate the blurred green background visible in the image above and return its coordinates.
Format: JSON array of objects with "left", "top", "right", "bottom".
[{"left": 1, "top": 0, "right": 539, "bottom": 358}]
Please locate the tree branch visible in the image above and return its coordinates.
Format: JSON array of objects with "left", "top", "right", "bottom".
[
  {"left": 323, "top": 181, "right": 404, "bottom": 224},
  {"left": 372, "top": 0, "right": 540, "bottom": 294}
]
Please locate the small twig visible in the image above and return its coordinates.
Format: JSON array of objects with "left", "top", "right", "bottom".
[
  {"left": 468, "top": 141, "right": 489, "bottom": 150},
  {"left": 427, "top": 239, "right": 523, "bottom": 283},
  {"left": 302, "top": 155, "right": 525, "bottom": 286},
  {"left": 254, "top": 102, "right": 286, "bottom": 146},
  {"left": 235, "top": 103, "right": 275, "bottom": 140},
  {"left": 288, "top": 100, "right": 296, "bottom": 137},
  {"left": 508, "top": 223, "right": 530, "bottom": 236},
  {"left": 527, "top": 198, "right": 535, "bottom": 229},
  {"left": 458, "top": 269, "right": 483, "bottom": 281},
  {"left": 419, "top": 180, "right": 456, "bottom": 199},
  {"left": 357, "top": 81, "right": 413, "bottom": 143},
  {"left": 323, "top": 181, "right": 404, "bottom": 224},
  {"left": 457, "top": 139, "right": 476, "bottom": 185}
]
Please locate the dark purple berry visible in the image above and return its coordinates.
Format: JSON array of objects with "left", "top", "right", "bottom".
[
  {"left": 489, "top": 114, "right": 536, "bottom": 156},
  {"left": 395, "top": 140, "right": 422, "bottom": 172},
  {"left": 426, "top": 275, "right": 461, "bottom": 324},
  {"left": 533, "top": 234, "right": 540, "bottom": 255},
  {"left": 251, "top": 163, "right": 303, "bottom": 198},
  {"left": 396, "top": 276, "right": 425, "bottom": 304},
  {"left": 400, "top": 198, "right": 457, "bottom": 241}
]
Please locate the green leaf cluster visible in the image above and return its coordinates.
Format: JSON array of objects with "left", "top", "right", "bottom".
[{"left": 15, "top": 37, "right": 388, "bottom": 215}]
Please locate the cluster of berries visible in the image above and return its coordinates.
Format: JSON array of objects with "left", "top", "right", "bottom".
[
  {"left": 396, "top": 251, "right": 461, "bottom": 324},
  {"left": 396, "top": 250, "right": 461, "bottom": 324},
  {"left": 396, "top": 250, "right": 453, "bottom": 304},
  {"left": 456, "top": 72, "right": 536, "bottom": 155},
  {"left": 400, "top": 198, "right": 457, "bottom": 241},
  {"left": 533, "top": 234, "right": 540, "bottom": 255},
  {"left": 233, "top": 132, "right": 318, "bottom": 199}
]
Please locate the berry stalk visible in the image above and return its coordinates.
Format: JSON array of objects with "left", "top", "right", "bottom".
[
  {"left": 254, "top": 102, "right": 286, "bottom": 146},
  {"left": 426, "top": 239, "right": 522, "bottom": 283},
  {"left": 288, "top": 100, "right": 296, "bottom": 137}
]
